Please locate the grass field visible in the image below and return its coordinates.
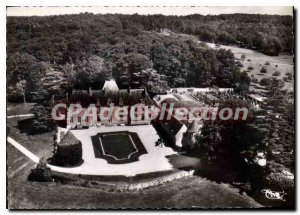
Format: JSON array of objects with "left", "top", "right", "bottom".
[
  {"left": 7, "top": 103, "right": 35, "bottom": 116},
  {"left": 205, "top": 42, "right": 294, "bottom": 93}
]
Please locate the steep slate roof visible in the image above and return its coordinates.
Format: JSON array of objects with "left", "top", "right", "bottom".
[
  {"left": 187, "top": 120, "right": 199, "bottom": 133},
  {"left": 102, "top": 80, "right": 119, "bottom": 92},
  {"left": 69, "top": 78, "right": 156, "bottom": 107},
  {"left": 70, "top": 89, "right": 155, "bottom": 106},
  {"left": 163, "top": 119, "right": 185, "bottom": 136}
]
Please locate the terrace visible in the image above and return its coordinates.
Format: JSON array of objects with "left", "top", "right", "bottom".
[{"left": 55, "top": 124, "right": 176, "bottom": 176}]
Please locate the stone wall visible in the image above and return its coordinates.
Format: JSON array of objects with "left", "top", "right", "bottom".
[
  {"left": 55, "top": 170, "right": 194, "bottom": 192},
  {"left": 125, "top": 170, "right": 194, "bottom": 191}
]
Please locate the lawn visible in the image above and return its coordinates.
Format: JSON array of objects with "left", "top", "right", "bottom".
[
  {"left": 7, "top": 103, "right": 35, "bottom": 116},
  {"left": 205, "top": 42, "right": 294, "bottom": 94}
]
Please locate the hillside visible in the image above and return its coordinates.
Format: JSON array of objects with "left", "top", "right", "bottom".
[{"left": 7, "top": 13, "right": 293, "bottom": 102}]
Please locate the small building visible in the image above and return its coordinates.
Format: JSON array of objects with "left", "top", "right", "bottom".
[
  {"left": 153, "top": 119, "right": 187, "bottom": 148},
  {"left": 182, "top": 120, "right": 201, "bottom": 148}
]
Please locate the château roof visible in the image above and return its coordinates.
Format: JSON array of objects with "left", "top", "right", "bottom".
[
  {"left": 70, "top": 88, "right": 155, "bottom": 106},
  {"left": 187, "top": 120, "right": 199, "bottom": 133},
  {"left": 102, "top": 79, "right": 119, "bottom": 92}
]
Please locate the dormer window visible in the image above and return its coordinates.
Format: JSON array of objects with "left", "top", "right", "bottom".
[{"left": 119, "top": 98, "right": 124, "bottom": 107}]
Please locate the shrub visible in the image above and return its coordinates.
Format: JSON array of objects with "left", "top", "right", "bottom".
[
  {"left": 53, "top": 131, "right": 83, "bottom": 166},
  {"left": 247, "top": 66, "right": 254, "bottom": 71},
  {"left": 251, "top": 74, "right": 255, "bottom": 78},
  {"left": 236, "top": 61, "right": 243, "bottom": 67},
  {"left": 285, "top": 72, "right": 293, "bottom": 80},
  {"left": 275, "top": 65, "right": 278, "bottom": 67},
  {"left": 260, "top": 67, "right": 267, "bottom": 74},
  {"left": 28, "top": 158, "right": 53, "bottom": 182},
  {"left": 252, "top": 78, "right": 258, "bottom": 83},
  {"left": 260, "top": 78, "right": 271, "bottom": 86},
  {"left": 273, "top": 71, "right": 281, "bottom": 76},
  {"left": 262, "top": 171, "right": 295, "bottom": 204},
  {"left": 265, "top": 61, "right": 270, "bottom": 66},
  {"left": 278, "top": 79, "right": 285, "bottom": 88},
  {"left": 265, "top": 172, "right": 294, "bottom": 194},
  {"left": 247, "top": 59, "right": 251, "bottom": 62},
  {"left": 241, "top": 54, "right": 246, "bottom": 61}
]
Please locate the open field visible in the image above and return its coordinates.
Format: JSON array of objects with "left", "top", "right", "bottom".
[{"left": 205, "top": 42, "right": 294, "bottom": 93}]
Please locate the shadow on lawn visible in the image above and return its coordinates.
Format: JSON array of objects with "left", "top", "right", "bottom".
[
  {"left": 17, "top": 118, "right": 34, "bottom": 135},
  {"left": 193, "top": 161, "right": 295, "bottom": 209},
  {"left": 174, "top": 148, "right": 255, "bottom": 197},
  {"left": 17, "top": 117, "right": 55, "bottom": 135}
]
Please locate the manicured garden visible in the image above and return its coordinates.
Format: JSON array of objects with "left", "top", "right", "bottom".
[{"left": 91, "top": 131, "right": 147, "bottom": 164}]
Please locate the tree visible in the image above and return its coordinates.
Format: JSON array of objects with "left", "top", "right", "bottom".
[
  {"left": 263, "top": 78, "right": 294, "bottom": 172},
  {"left": 260, "top": 67, "right": 267, "bottom": 74},
  {"left": 285, "top": 72, "right": 293, "bottom": 80},
  {"left": 273, "top": 71, "right": 281, "bottom": 77},
  {"left": 197, "top": 121, "right": 222, "bottom": 165},
  {"left": 260, "top": 78, "right": 271, "bottom": 87},
  {"left": 252, "top": 78, "right": 258, "bottom": 83},
  {"left": 16, "top": 80, "right": 27, "bottom": 103},
  {"left": 31, "top": 101, "right": 56, "bottom": 134},
  {"left": 6, "top": 52, "right": 37, "bottom": 85},
  {"left": 197, "top": 98, "right": 267, "bottom": 181},
  {"left": 241, "top": 54, "right": 246, "bottom": 61},
  {"left": 28, "top": 158, "right": 53, "bottom": 182},
  {"left": 247, "top": 66, "right": 254, "bottom": 71},
  {"left": 113, "top": 53, "right": 152, "bottom": 88},
  {"left": 74, "top": 55, "right": 110, "bottom": 89}
]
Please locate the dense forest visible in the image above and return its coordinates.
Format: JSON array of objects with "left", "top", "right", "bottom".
[
  {"left": 119, "top": 13, "right": 293, "bottom": 55},
  {"left": 7, "top": 13, "right": 292, "bottom": 102}
]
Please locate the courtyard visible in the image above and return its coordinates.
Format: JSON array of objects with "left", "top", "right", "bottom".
[{"left": 54, "top": 125, "right": 176, "bottom": 176}]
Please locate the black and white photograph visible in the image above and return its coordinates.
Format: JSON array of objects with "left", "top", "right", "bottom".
[{"left": 5, "top": 5, "right": 295, "bottom": 210}]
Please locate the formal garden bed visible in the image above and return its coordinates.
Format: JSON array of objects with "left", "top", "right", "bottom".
[{"left": 91, "top": 131, "right": 147, "bottom": 164}]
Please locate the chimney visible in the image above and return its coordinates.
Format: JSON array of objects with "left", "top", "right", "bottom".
[
  {"left": 89, "top": 87, "right": 92, "bottom": 97},
  {"left": 66, "top": 92, "right": 68, "bottom": 102}
]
